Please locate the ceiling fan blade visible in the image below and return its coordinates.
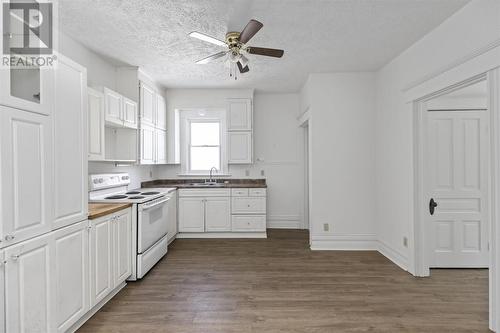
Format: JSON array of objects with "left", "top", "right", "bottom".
[
  {"left": 247, "top": 47, "right": 284, "bottom": 58},
  {"left": 239, "top": 19, "right": 263, "bottom": 44},
  {"left": 237, "top": 61, "right": 250, "bottom": 73},
  {"left": 189, "top": 31, "right": 226, "bottom": 47},
  {"left": 196, "top": 51, "right": 228, "bottom": 64}
]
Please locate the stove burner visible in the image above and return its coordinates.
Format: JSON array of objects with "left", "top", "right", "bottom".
[
  {"left": 105, "top": 195, "right": 128, "bottom": 199},
  {"left": 141, "top": 191, "right": 160, "bottom": 195},
  {"left": 126, "top": 191, "right": 141, "bottom": 195},
  {"left": 128, "top": 196, "right": 145, "bottom": 199}
]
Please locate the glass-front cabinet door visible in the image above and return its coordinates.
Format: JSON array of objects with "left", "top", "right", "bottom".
[{"left": 0, "top": 1, "right": 54, "bottom": 115}]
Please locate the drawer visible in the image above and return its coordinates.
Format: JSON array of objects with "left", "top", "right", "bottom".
[
  {"left": 231, "top": 188, "right": 249, "bottom": 197},
  {"left": 231, "top": 197, "right": 266, "bottom": 214},
  {"left": 178, "top": 189, "right": 230, "bottom": 197},
  {"left": 249, "top": 188, "right": 266, "bottom": 197},
  {"left": 232, "top": 215, "right": 266, "bottom": 232}
]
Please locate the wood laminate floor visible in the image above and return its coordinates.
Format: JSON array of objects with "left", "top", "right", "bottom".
[{"left": 78, "top": 229, "right": 490, "bottom": 333}]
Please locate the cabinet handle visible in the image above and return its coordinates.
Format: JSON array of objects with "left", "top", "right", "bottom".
[
  {"left": 5, "top": 234, "right": 15, "bottom": 241},
  {"left": 11, "top": 255, "right": 19, "bottom": 262}
]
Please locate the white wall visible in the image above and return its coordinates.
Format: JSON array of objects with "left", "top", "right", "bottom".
[
  {"left": 59, "top": 33, "right": 155, "bottom": 188},
  {"left": 156, "top": 90, "right": 306, "bottom": 229},
  {"left": 375, "top": 0, "right": 500, "bottom": 270},
  {"left": 302, "top": 73, "right": 377, "bottom": 249}
]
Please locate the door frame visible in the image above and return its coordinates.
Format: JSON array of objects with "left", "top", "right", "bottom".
[
  {"left": 413, "top": 73, "right": 489, "bottom": 276},
  {"left": 298, "top": 108, "right": 312, "bottom": 244},
  {"left": 412, "top": 69, "right": 500, "bottom": 331}
]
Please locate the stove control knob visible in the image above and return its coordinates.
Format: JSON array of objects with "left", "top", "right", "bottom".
[
  {"left": 98, "top": 179, "right": 104, "bottom": 183},
  {"left": 5, "top": 235, "right": 15, "bottom": 241},
  {"left": 122, "top": 176, "right": 129, "bottom": 180},
  {"left": 93, "top": 179, "right": 99, "bottom": 184}
]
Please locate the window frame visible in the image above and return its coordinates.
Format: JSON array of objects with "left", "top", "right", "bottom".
[
  {"left": 188, "top": 119, "right": 222, "bottom": 173},
  {"left": 179, "top": 109, "right": 228, "bottom": 176}
]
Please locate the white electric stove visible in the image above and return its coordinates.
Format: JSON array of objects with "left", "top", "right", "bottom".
[{"left": 89, "top": 173, "right": 176, "bottom": 280}]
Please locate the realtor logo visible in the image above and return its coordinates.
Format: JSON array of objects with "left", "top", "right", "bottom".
[{"left": 2, "top": 0, "right": 56, "bottom": 68}]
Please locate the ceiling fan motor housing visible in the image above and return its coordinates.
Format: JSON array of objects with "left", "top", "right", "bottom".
[{"left": 225, "top": 32, "right": 242, "bottom": 47}]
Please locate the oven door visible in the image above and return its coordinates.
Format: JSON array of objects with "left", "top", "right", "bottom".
[{"left": 137, "top": 196, "right": 170, "bottom": 253}]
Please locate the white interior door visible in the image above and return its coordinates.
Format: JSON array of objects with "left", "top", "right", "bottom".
[{"left": 424, "top": 108, "right": 489, "bottom": 268}]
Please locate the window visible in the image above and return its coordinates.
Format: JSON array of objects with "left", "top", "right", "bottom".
[
  {"left": 189, "top": 121, "right": 221, "bottom": 171},
  {"left": 179, "top": 109, "right": 228, "bottom": 175}
]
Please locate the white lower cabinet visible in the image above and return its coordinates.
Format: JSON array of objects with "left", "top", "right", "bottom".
[
  {"left": 54, "top": 221, "right": 89, "bottom": 333},
  {"left": 90, "top": 207, "right": 132, "bottom": 307},
  {"left": 90, "top": 215, "right": 113, "bottom": 307},
  {"left": 112, "top": 209, "right": 132, "bottom": 286},
  {"left": 4, "top": 232, "right": 55, "bottom": 333},
  {"left": 232, "top": 215, "right": 266, "bottom": 232},
  {"left": 0, "top": 250, "right": 5, "bottom": 333},
  {"left": 205, "top": 198, "right": 231, "bottom": 232},
  {"left": 178, "top": 197, "right": 205, "bottom": 232}
]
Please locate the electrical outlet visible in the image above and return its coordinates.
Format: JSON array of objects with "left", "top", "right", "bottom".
[
  {"left": 323, "top": 223, "right": 329, "bottom": 232},
  {"left": 261, "top": 169, "right": 265, "bottom": 176},
  {"left": 403, "top": 237, "right": 408, "bottom": 247},
  {"left": 245, "top": 169, "right": 250, "bottom": 177}
]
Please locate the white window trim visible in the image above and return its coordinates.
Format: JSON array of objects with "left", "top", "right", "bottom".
[{"left": 179, "top": 109, "right": 228, "bottom": 176}]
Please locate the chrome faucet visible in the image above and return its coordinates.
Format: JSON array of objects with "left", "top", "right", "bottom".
[{"left": 208, "top": 167, "right": 218, "bottom": 184}]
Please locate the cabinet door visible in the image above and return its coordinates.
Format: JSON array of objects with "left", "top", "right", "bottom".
[
  {"left": 5, "top": 233, "right": 55, "bottom": 333},
  {"left": 140, "top": 82, "right": 156, "bottom": 126},
  {"left": 90, "top": 216, "right": 113, "bottom": 307},
  {"left": 228, "top": 131, "right": 252, "bottom": 164},
  {"left": 205, "top": 197, "right": 231, "bottom": 232},
  {"left": 53, "top": 55, "right": 88, "bottom": 230},
  {"left": 155, "top": 129, "right": 167, "bottom": 164},
  {"left": 156, "top": 94, "right": 167, "bottom": 130},
  {"left": 140, "top": 124, "right": 156, "bottom": 164},
  {"left": 122, "top": 97, "right": 138, "bottom": 129},
  {"left": 103, "top": 87, "right": 123, "bottom": 126},
  {"left": 178, "top": 198, "right": 205, "bottom": 232},
  {"left": 227, "top": 99, "right": 252, "bottom": 130},
  {"left": 167, "top": 193, "right": 177, "bottom": 243},
  {"left": 0, "top": 250, "right": 5, "bottom": 333},
  {"left": 53, "top": 221, "right": 89, "bottom": 333},
  {"left": 112, "top": 209, "right": 132, "bottom": 286},
  {"left": 0, "top": 106, "right": 53, "bottom": 248},
  {"left": 88, "top": 88, "right": 105, "bottom": 160}
]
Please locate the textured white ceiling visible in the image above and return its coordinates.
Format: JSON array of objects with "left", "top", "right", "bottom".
[{"left": 59, "top": 0, "right": 469, "bottom": 92}]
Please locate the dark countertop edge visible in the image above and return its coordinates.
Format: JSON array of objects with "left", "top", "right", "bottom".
[{"left": 142, "top": 179, "right": 267, "bottom": 189}]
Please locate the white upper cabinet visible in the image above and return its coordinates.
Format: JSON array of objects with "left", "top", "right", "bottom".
[
  {"left": 156, "top": 94, "right": 167, "bottom": 130},
  {"left": 53, "top": 221, "right": 89, "bottom": 333},
  {"left": 156, "top": 129, "right": 167, "bottom": 164},
  {"left": 0, "top": 106, "right": 53, "bottom": 248},
  {"left": 140, "top": 82, "right": 156, "bottom": 126},
  {"left": 228, "top": 132, "right": 252, "bottom": 164},
  {"left": 122, "top": 97, "right": 138, "bottom": 129},
  {"left": 103, "top": 87, "right": 123, "bottom": 127},
  {"left": 227, "top": 98, "right": 252, "bottom": 130},
  {"left": 4, "top": 233, "right": 55, "bottom": 333},
  {"left": 140, "top": 124, "right": 156, "bottom": 164},
  {"left": 53, "top": 55, "right": 88, "bottom": 230},
  {"left": 88, "top": 88, "right": 106, "bottom": 161}
]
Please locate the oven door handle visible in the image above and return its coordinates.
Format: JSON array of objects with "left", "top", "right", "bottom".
[{"left": 140, "top": 197, "right": 170, "bottom": 211}]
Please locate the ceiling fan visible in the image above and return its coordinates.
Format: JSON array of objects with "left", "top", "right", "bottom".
[{"left": 189, "top": 19, "right": 284, "bottom": 79}]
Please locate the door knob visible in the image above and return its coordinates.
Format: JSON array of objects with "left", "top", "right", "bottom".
[
  {"left": 5, "top": 234, "right": 15, "bottom": 241},
  {"left": 429, "top": 198, "right": 438, "bottom": 215}
]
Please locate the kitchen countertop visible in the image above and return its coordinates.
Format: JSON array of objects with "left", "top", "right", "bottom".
[
  {"left": 141, "top": 178, "right": 267, "bottom": 189},
  {"left": 88, "top": 203, "right": 133, "bottom": 220}
]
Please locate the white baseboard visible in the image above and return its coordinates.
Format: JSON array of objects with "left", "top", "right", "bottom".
[
  {"left": 176, "top": 232, "right": 267, "bottom": 239},
  {"left": 377, "top": 240, "right": 409, "bottom": 271},
  {"left": 310, "top": 234, "right": 377, "bottom": 250}
]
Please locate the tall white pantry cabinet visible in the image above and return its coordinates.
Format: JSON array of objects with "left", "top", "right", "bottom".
[{"left": 0, "top": 53, "right": 97, "bottom": 332}]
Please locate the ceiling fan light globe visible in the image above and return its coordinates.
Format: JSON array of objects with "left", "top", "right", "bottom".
[
  {"left": 239, "top": 55, "right": 249, "bottom": 68},
  {"left": 229, "top": 51, "right": 241, "bottom": 63}
]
